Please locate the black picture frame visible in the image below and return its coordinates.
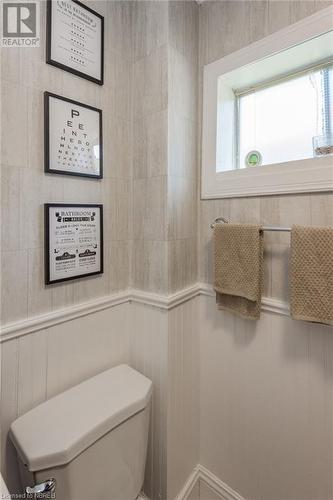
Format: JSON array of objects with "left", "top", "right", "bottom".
[
  {"left": 45, "top": 203, "right": 104, "bottom": 285},
  {"left": 44, "top": 91, "right": 103, "bottom": 179},
  {"left": 46, "top": 0, "right": 104, "bottom": 85}
]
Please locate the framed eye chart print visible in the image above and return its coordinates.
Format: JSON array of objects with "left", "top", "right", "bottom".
[
  {"left": 46, "top": 0, "right": 104, "bottom": 85},
  {"left": 44, "top": 92, "right": 103, "bottom": 178},
  {"left": 45, "top": 203, "right": 103, "bottom": 285}
]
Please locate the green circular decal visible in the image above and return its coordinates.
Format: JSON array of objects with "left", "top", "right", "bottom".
[{"left": 245, "top": 150, "right": 262, "bottom": 167}]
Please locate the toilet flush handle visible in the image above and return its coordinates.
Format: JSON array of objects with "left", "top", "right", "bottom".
[{"left": 26, "top": 478, "right": 56, "bottom": 495}]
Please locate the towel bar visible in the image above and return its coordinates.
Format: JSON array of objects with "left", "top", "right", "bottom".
[{"left": 210, "top": 217, "right": 291, "bottom": 232}]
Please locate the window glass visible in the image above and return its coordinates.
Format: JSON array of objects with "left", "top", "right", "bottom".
[{"left": 237, "top": 65, "right": 332, "bottom": 168}]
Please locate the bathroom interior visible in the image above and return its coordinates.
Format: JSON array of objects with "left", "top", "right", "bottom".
[{"left": 1, "top": 0, "right": 333, "bottom": 499}]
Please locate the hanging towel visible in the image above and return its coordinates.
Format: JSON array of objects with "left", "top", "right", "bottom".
[
  {"left": 214, "top": 223, "right": 264, "bottom": 320},
  {"left": 290, "top": 225, "right": 333, "bottom": 325}
]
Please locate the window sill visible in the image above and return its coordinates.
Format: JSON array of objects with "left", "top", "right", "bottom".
[{"left": 201, "top": 155, "right": 333, "bottom": 199}]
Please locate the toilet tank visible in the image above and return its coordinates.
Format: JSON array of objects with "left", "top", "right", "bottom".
[{"left": 10, "top": 364, "right": 152, "bottom": 500}]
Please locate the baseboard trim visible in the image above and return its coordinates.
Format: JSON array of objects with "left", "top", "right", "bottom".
[
  {"left": 175, "top": 464, "right": 246, "bottom": 500},
  {"left": 0, "top": 283, "right": 289, "bottom": 342},
  {"left": 198, "top": 465, "right": 246, "bottom": 500}
]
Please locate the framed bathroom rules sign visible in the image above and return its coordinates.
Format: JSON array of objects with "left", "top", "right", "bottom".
[
  {"left": 44, "top": 92, "right": 103, "bottom": 178},
  {"left": 45, "top": 204, "right": 104, "bottom": 284},
  {"left": 46, "top": 0, "right": 104, "bottom": 85}
]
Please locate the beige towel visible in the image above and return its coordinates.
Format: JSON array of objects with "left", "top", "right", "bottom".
[
  {"left": 214, "top": 224, "right": 264, "bottom": 320},
  {"left": 290, "top": 225, "right": 333, "bottom": 325}
]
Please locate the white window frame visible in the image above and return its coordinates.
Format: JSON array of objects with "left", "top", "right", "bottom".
[{"left": 201, "top": 6, "right": 333, "bottom": 199}]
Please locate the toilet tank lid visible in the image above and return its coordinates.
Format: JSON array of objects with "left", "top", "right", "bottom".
[{"left": 10, "top": 364, "right": 152, "bottom": 472}]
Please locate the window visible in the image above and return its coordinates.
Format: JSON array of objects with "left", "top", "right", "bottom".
[
  {"left": 202, "top": 7, "right": 333, "bottom": 198},
  {"left": 236, "top": 64, "right": 333, "bottom": 169}
]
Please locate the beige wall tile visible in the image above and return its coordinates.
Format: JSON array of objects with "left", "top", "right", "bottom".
[
  {"left": 132, "top": 178, "right": 146, "bottom": 241},
  {"left": 168, "top": 238, "right": 197, "bottom": 293},
  {"left": 1, "top": 251, "right": 28, "bottom": 324},
  {"left": 132, "top": 0, "right": 168, "bottom": 61},
  {"left": 132, "top": 240, "right": 168, "bottom": 294},
  {"left": 108, "top": 240, "right": 130, "bottom": 292},
  {"left": 50, "top": 280, "right": 75, "bottom": 312},
  {"left": 106, "top": 1, "right": 132, "bottom": 60},
  {"left": 104, "top": 117, "right": 132, "bottom": 179},
  {"left": 110, "top": 52, "right": 132, "bottom": 121},
  {"left": 27, "top": 248, "right": 52, "bottom": 318},
  {"left": 105, "top": 178, "right": 132, "bottom": 242},
  {"left": 1, "top": 83, "right": 28, "bottom": 169},
  {"left": 168, "top": 113, "right": 197, "bottom": 179},
  {"left": 133, "top": 176, "right": 167, "bottom": 241},
  {"left": 133, "top": 110, "right": 168, "bottom": 179},
  {"left": 168, "top": 176, "right": 197, "bottom": 241},
  {"left": 1, "top": 46, "right": 22, "bottom": 86},
  {"left": 310, "top": 193, "right": 333, "bottom": 226},
  {"left": 133, "top": 45, "right": 168, "bottom": 120},
  {"left": 21, "top": 170, "right": 64, "bottom": 251},
  {"left": 198, "top": 199, "right": 231, "bottom": 283},
  {"left": 1, "top": 167, "right": 22, "bottom": 252},
  {"left": 168, "top": 0, "right": 199, "bottom": 63},
  {"left": 73, "top": 245, "right": 110, "bottom": 303},
  {"left": 27, "top": 88, "right": 44, "bottom": 171},
  {"left": 169, "top": 46, "right": 197, "bottom": 122}
]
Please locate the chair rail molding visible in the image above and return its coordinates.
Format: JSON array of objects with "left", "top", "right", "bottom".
[{"left": 0, "top": 283, "right": 290, "bottom": 343}]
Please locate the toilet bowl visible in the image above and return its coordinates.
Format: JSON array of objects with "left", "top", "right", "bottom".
[{"left": 9, "top": 364, "right": 152, "bottom": 500}]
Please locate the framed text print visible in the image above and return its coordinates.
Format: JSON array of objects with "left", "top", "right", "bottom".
[
  {"left": 44, "top": 92, "right": 103, "bottom": 178},
  {"left": 45, "top": 203, "right": 103, "bottom": 285},
  {"left": 46, "top": 0, "right": 104, "bottom": 85}
]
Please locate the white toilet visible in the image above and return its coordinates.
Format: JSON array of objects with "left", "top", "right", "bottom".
[{"left": 10, "top": 364, "right": 152, "bottom": 500}]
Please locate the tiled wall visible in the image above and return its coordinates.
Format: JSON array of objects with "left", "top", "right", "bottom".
[
  {"left": 132, "top": 0, "right": 199, "bottom": 294},
  {"left": 167, "top": 0, "right": 198, "bottom": 293},
  {"left": 132, "top": 0, "right": 169, "bottom": 293},
  {"left": 1, "top": 0, "right": 132, "bottom": 327},
  {"left": 198, "top": 0, "right": 333, "bottom": 299}
]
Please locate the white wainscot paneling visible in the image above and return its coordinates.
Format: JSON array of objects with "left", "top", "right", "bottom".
[
  {"left": 199, "top": 293, "right": 333, "bottom": 500},
  {"left": 130, "top": 302, "right": 169, "bottom": 500}
]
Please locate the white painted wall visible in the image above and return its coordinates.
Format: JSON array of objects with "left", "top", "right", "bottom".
[{"left": 199, "top": 294, "right": 333, "bottom": 500}]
